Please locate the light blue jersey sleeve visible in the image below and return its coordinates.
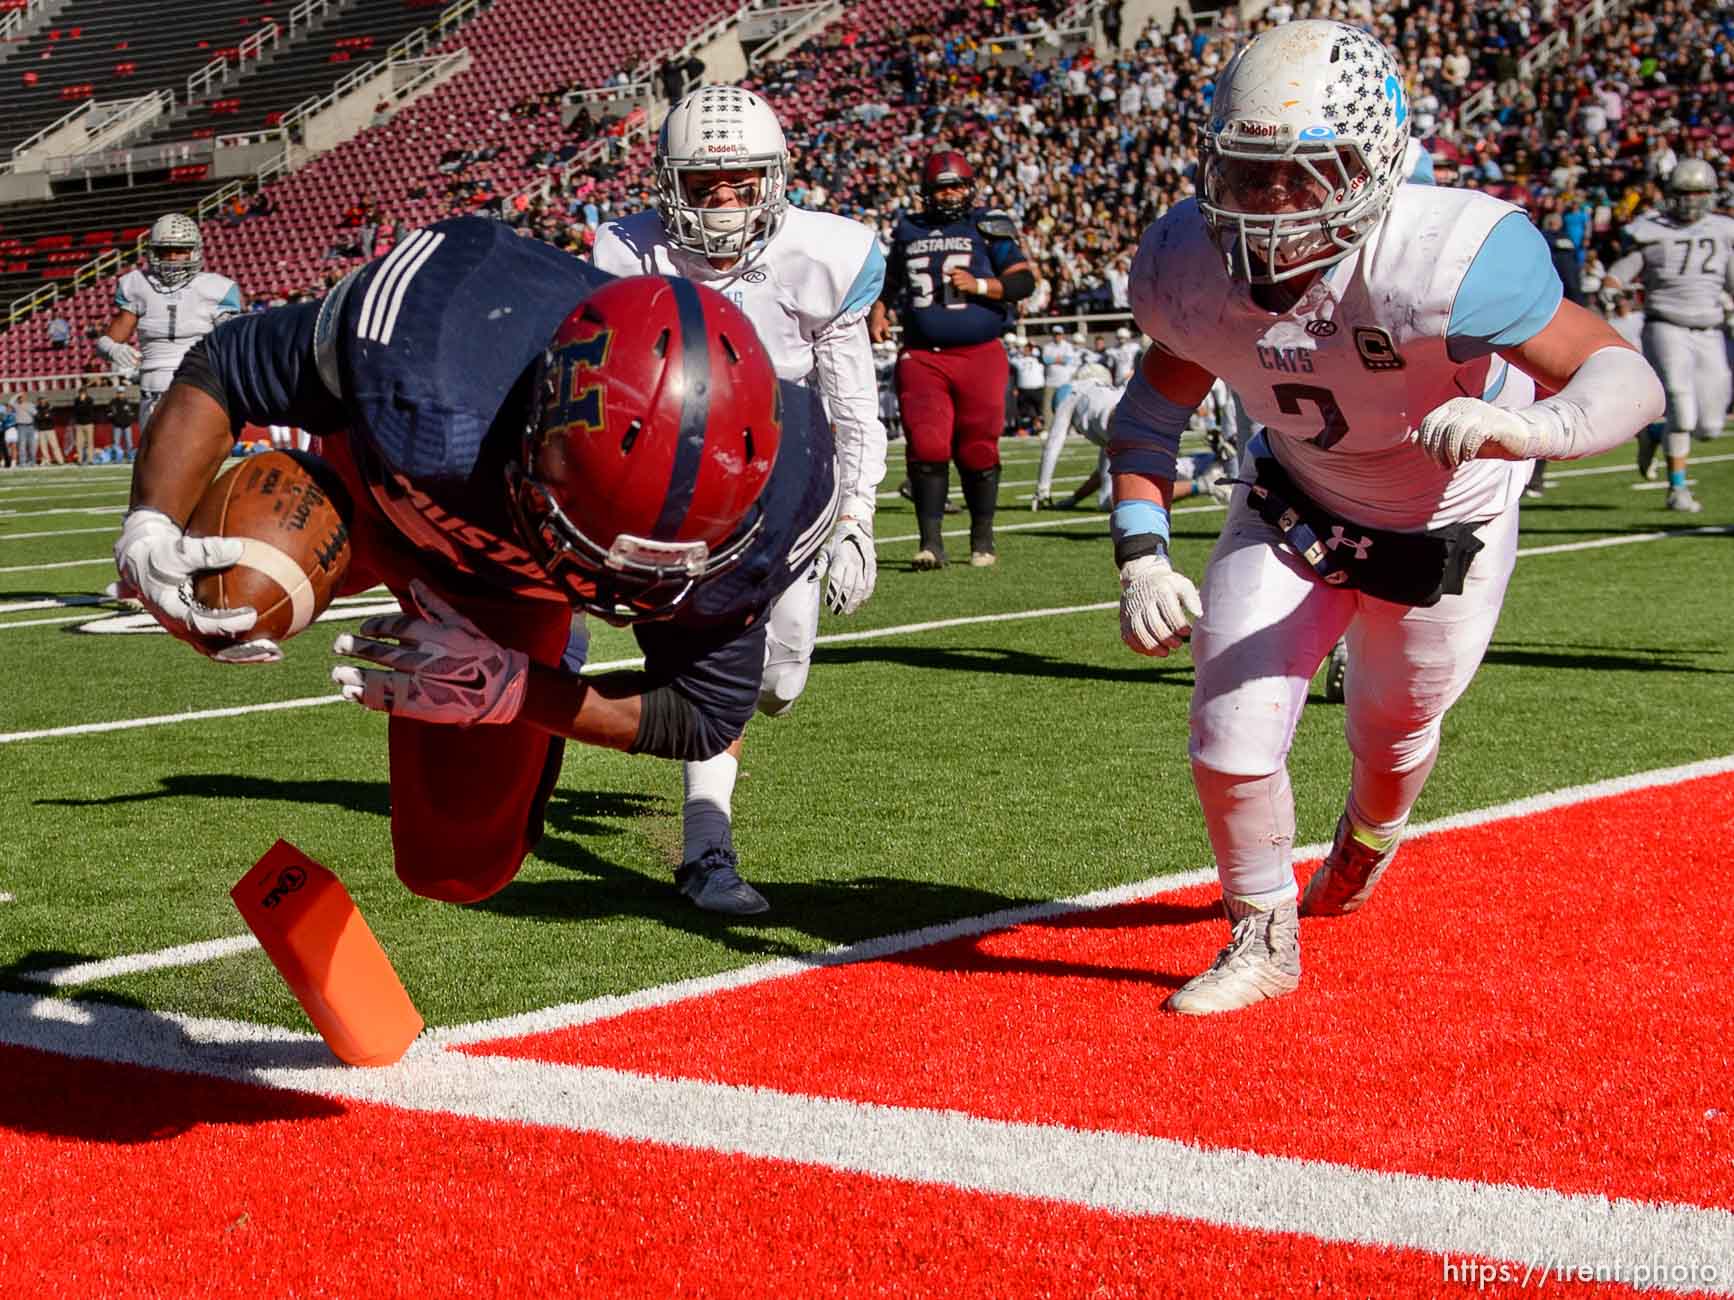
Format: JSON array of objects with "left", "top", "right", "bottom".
[
  {"left": 1408, "top": 148, "right": 1435, "bottom": 186},
  {"left": 216, "top": 281, "right": 244, "bottom": 316},
  {"left": 839, "top": 240, "right": 886, "bottom": 318},
  {"left": 114, "top": 279, "right": 142, "bottom": 314},
  {"left": 1446, "top": 212, "right": 1564, "bottom": 362}
]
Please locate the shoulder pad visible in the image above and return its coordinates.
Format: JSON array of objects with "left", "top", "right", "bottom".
[{"left": 976, "top": 210, "right": 1020, "bottom": 241}]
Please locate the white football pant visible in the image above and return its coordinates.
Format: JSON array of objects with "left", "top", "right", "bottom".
[
  {"left": 1643, "top": 319, "right": 1732, "bottom": 438},
  {"left": 1187, "top": 488, "right": 1521, "bottom": 900}
]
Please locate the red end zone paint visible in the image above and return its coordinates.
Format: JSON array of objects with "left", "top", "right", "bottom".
[
  {"left": 0, "top": 1045, "right": 1671, "bottom": 1300},
  {"left": 475, "top": 773, "right": 1734, "bottom": 1211}
]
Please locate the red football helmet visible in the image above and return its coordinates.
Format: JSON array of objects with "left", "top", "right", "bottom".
[
  {"left": 921, "top": 150, "right": 975, "bottom": 221},
  {"left": 507, "top": 275, "right": 782, "bottom": 625}
]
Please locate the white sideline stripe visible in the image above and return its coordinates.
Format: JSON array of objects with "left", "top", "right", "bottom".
[
  {"left": 0, "top": 599, "right": 402, "bottom": 634},
  {"left": 0, "top": 526, "right": 115, "bottom": 542},
  {"left": 1519, "top": 524, "right": 1734, "bottom": 555},
  {"left": 19, "top": 935, "right": 260, "bottom": 987},
  {"left": 0, "top": 693, "right": 347, "bottom": 743},
  {"left": 441, "top": 753, "right": 1734, "bottom": 1043},
  {"left": 0, "top": 996, "right": 1726, "bottom": 1290},
  {"left": 0, "top": 585, "right": 392, "bottom": 616},
  {"left": 0, "top": 556, "right": 113, "bottom": 573},
  {"left": 0, "top": 504, "right": 125, "bottom": 519},
  {"left": 0, "top": 490, "right": 131, "bottom": 504}
]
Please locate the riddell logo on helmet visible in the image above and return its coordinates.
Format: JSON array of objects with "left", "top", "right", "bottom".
[{"left": 1228, "top": 121, "right": 1286, "bottom": 139}]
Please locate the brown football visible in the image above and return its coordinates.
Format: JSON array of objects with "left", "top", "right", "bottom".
[{"left": 186, "top": 450, "right": 353, "bottom": 644}]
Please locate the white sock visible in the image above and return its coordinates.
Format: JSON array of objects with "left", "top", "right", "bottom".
[{"left": 682, "top": 752, "right": 738, "bottom": 860}]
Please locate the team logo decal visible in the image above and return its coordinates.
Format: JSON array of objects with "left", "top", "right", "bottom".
[
  {"left": 1304, "top": 319, "right": 1338, "bottom": 337},
  {"left": 553, "top": 326, "right": 613, "bottom": 438},
  {"left": 1353, "top": 326, "right": 1405, "bottom": 371}
]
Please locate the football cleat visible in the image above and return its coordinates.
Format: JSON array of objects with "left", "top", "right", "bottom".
[
  {"left": 970, "top": 549, "right": 997, "bottom": 568},
  {"left": 1299, "top": 814, "right": 1403, "bottom": 917},
  {"left": 1167, "top": 895, "right": 1300, "bottom": 1014},
  {"left": 1666, "top": 486, "right": 1703, "bottom": 513},
  {"left": 674, "top": 847, "right": 769, "bottom": 916},
  {"left": 1636, "top": 432, "right": 1661, "bottom": 481},
  {"left": 1029, "top": 489, "right": 1054, "bottom": 512},
  {"left": 1323, "top": 638, "right": 1348, "bottom": 703},
  {"left": 912, "top": 546, "right": 947, "bottom": 571}
]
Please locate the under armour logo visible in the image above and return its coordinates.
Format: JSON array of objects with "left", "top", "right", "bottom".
[{"left": 1325, "top": 526, "right": 1373, "bottom": 560}]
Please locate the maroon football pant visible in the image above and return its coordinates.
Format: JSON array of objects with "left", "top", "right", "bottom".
[
  {"left": 321, "top": 435, "right": 572, "bottom": 905},
  {"left": 896, "top": 340, "right": 1008, "bottom": 471}
]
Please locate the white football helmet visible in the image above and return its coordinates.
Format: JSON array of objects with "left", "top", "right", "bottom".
[
  {"left": 144, "top": 212, "right": 202, "bottom": 291},
  {"left": 654, "top": 85, "right": 788, "bottom": 262},
  {"left": 1667, "top": 158, "right": 1717, "bottom": 224},
  {"left": 1199, "top": 21, "right": 1411, "bottom": 284}
]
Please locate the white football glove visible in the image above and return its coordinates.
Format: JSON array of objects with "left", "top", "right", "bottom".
[
  {"left": 113, "top": 508, "right": 280, "bottom": 663},
  {"left": 95, "top": 335, "right": 142, "bottom": 378},
  {"left": 821, "top": 518, "right": 876, "bottom": 616},
  {"left": 1410, "top": 397, "right": 1537, "bottom": 469},
  {"left": 331, "top": 579, "right": 529, "bottom": 726},
  {"left": 1119, "top": 552, "right": 1202, "bottom": 658}
]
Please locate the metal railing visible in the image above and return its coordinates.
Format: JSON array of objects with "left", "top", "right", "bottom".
[
  {"left": 278, "top": 0, "right": 485, "bottom": 136},
  {"left": 744, "top": 0, "right": 842, "bottom": 69},
  {"left": 185, "top": 0, "right": 339, "bottom": 104},
  {"left": 0, "top": 0, "right": 48, "bottom": 44},
  {"left": 5, "top": 99, "right": 92, "bottom": 168},
  {"left": 1457, "top": 0, "right": 1635, "bottom": 132}
]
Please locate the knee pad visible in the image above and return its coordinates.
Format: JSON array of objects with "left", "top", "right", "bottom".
[
  {"left": 1667, "top": 430, "right": 1693, "bottom": 459},
  {"left": 757, "top": 659, "right": 810, "bottom": 718}
]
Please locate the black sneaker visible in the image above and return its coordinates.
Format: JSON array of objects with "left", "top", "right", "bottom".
[{"left": 674, "top": 847, "right": 769, "bottom": 915}]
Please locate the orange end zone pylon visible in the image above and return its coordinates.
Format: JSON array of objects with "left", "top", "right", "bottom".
[{"left": 232, "top": 839, "right": 423, "bottom": 1067}]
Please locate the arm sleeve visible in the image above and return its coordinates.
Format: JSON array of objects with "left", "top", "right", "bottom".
[
  {"left": 1446, "top": 213, "right": 1566, "bottom": 362},
  {"left": 1603, "top": 249, "right": 1644, "bottom": 287},
  {"left": 176, "top": 303, "right": 348, "bottom": 434},
  {"left": 625, "top": 618, "right": 767, "bottom": 759},
  {"left": 114, "top": 276, "right": 142, "bottom": 316},
  {"left": 813, "top": 313, "right": 887, "bottom": 520}
]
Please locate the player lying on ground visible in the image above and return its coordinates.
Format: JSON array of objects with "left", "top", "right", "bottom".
[{"left": 115, "top": 216, "right": 838, "bottom": 908}]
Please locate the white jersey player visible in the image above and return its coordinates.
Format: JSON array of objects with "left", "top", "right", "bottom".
[
  {"left": 1105, "top": 326, "right": 1142, "bottom": 385},
  {"left": 590, "top": 85, "right": 886, "bottom": 916},
  {"left": 1032, "top": 373, "right": 1230, "bottom": 511},
  {"left": 1603, "top": 159, "right": 1732, "bottom": 510},
  {"left": 95, "top": 214, "right": 243, "bottom": 432},
  {"left": 1108, "top": 21, "right": 1664, "bottom": 1014}
]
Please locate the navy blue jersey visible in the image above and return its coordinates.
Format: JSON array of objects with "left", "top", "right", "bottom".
[
  {"left": 191, "top": 215, "right": 835, "bottom": 638},
  {"left": 885, "top": 207, "right": 1028, "bottom": 349}
]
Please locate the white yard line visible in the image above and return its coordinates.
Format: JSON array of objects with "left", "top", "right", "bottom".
[
  {"left": 0, "top": 955, "right": 1727, "bottom": 1291},
  {"left": 5, "top": 516, "right": 1731, "bottom": 730},
  {"left": 18, "top": 935, "right": 262, "bottom": 987},
  {"left": 0, "top": 525, "right": 116, "bottom": 543},
  {"left": 0, "top": 504, "right": 127, "bottom": 519}
]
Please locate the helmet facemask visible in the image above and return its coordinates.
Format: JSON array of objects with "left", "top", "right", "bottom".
[
  {"left": 654, "top": 160, "right": 787, "bottom": 260},
  {"left": 1667, "top": 160, "right": 1717, "bottom": 224},
  {"left": 1200, "top": 132, "right": 1397, "bottom": 285}
]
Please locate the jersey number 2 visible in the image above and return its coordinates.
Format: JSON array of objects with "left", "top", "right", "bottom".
[{"left": 1272, "top": 383, "right": 1349, "bottom": 450}]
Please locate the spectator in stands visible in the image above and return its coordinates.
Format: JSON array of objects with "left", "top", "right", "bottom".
[
  {"left": 47, "top": 315, "right": 72, "bottom": 350},
  {"left": 0, "top": 401, "right": 14, "bottom": 469},
  {"left": 70, "top": 384, "right": 97, "bottom": 465}
]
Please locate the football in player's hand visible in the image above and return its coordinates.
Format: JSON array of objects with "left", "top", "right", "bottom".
[{"left": 187, "top": 450, "right": 352, "bottom": 644}]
